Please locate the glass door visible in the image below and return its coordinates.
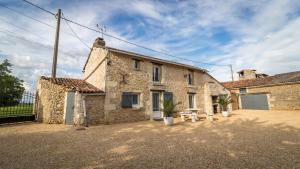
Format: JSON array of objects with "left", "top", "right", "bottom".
[{"left": 152, "top": 92, "right": 161, "bottom": 119}]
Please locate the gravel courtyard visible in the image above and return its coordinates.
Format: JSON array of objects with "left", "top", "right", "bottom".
[{"left": 0, "top": 110, "right": 300, "bottom": 169}]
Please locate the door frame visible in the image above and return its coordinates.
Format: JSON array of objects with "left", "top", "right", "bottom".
[{"left": 151, "top": 91, "right": 162, "bottom": 120}]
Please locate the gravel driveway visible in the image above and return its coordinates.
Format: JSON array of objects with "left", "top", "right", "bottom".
[{"left": 0, "top": 110, "right": 299, "bottom": 169}]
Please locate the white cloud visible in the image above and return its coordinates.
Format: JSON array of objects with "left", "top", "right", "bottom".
[{"left": 0, "top": 0, "right": 299, "bottom": 90}]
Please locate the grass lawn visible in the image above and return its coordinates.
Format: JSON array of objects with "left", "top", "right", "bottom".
[{"left": 0, "top": 104, "right": 33, "bottom": 118}]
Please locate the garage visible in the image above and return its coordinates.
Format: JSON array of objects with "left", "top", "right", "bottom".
[{"left": 240, "top": 93, "right": 269, "bottom": 110}]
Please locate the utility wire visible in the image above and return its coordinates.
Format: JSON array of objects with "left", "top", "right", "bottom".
[
  {"left": 22, "top": 0, "right": 55, "bottom": 15},
  {"left": 20, "top": 0, "right": 229, "bottom": 67},
  {"left": 0, "top": 3, "right": 91, "bottom": 50},
  {"left": 0, "top": 3, "right": 55, "bottom": 28},
  {"left": 63, "top": 16, "right": 228, "bottom": 67},
  {"left": 0, "top": 28, "right": 80, "bottom": 59},
  {"left": 0, "top": 16, "right": 49, "bottom": 41},
  {"left": 62, "top": 12, "right": 91, "bottom": 50}
]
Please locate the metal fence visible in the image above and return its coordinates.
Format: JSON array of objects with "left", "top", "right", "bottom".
[{"left": 0, "top": 91, "right": 36, "bottom": 123}]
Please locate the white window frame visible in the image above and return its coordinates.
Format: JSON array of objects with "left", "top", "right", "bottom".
[
  {"left": 188, "top": 70, "right": 194, "bottom": 85},
  {"left": 132, "top": 93, "right": 140, "bottom": 109},
  {"left": 153, "top": 64, "right": 161, "bottom": 83}
]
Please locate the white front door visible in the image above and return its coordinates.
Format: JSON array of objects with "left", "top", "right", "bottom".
[{"left": 152, "top": 92, "right": 161, "bottom": 119}]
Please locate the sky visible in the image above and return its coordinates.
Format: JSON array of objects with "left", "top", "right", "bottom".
[{"left": 0, "top": 0, "right": 300, "bottom": 91}]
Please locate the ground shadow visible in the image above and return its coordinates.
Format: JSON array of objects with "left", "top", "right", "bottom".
[{"left": 0, "top": 114, "right": 299, "bottom": 169}]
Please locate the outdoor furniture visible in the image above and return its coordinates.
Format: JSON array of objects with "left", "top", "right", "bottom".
[{"left": 180, "top": 109, "right": 200, "bottom": 122}]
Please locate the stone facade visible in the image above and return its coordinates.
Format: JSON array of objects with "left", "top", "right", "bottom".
[
  {"left": 229, "top": 83, "right": 300, "bottom": 110},
  {"left": 85, "top": 95, "right": 105, "bottom": 125},
  {"left": 246, "top": 83, "right": 300, "bottom": 110},
  {"left": 37, "top": 38, "right": 230, "bottom": 125},
  {"left": 36, "top": 79, "right": 105, "bottom": 125},
  {"left": 84, "top": 47, "right": 108, "bottom": 91},
  {"left": 36, "top": 79, "right": 67, "bottom": 123},
  {"left": 84, "top": 45, "right": 230, "bottom": 123}
]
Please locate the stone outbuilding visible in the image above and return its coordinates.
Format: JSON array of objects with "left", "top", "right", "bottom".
[
  {"left": 36, "top": 38, "right": 231, "bottom": 125},
  {"left": 223, "top": 69, "right": 300, "bottom": 110},
  {"left": 36, "top": 77, "right": 105, "bottom": 125}
]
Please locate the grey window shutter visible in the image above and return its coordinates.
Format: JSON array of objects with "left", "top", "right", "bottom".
[
  {"left": 164, "top": 92, "right": 173, "bottom": 103},
  {"left": 122, "top": 92, "right": 132, "bottom": 108}
]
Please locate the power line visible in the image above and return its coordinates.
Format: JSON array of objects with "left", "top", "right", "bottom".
[
  {"left": 0, "top": 3, "right": 91, "bottom": 50},
  {"left": 0, "top": 16, "right": 50, "bottom": 42},
  {"left": 0, "top": 3, "right": 55, "bottom": 28},
  {"left": 63, "top": 16, "right": 228, "bottom": 66},
  {"left": 62, "top": 12, "right": 91, "bottom": 50},
  {"left": 0, "top": 28, "right": 80, "bottom": 59},
  {"left": 21, "top": 0, "right": 55, "bottom": 15},
  {"left": 20, "top": 0, "right": 229, "bottom": 67}
]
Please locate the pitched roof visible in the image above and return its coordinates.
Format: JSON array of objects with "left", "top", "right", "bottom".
[
  {"left": 41, "top": 76, "right": 104, "bottom": 93},
  {"left": 82, "top": 45, "right": 207, "bottom": 73},
  {"left": 222, "top": 71, "right": 300, "bottom": 89},
  {"left": 107, "top": 47, "right": 207, "bottom": 73}
]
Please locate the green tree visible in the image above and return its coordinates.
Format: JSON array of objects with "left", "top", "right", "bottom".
[{"left": 0, "top": 59, "right": 25, "bottom": 106}]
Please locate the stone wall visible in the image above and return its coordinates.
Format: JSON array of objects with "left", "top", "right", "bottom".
[
  {"left": 84, "top": 47, "right": 108, "bottom": 91},
  {"left": 101, "top": 50, "right": 229, "bottom": 123},
  {"left": 104, "top": 51, "right": 150, "bottom": 123},
  {"left": 36, "top": 79, "right": 67, "bottom": 123},
  {"left": 85, "top": 95, "right": 105, "bottom": 125},
  {"left": 231, "top": 93, "right": 239, "bottom": 110},
  {"left": 246, "top": 83, "right": 300, "bottom": 110}
]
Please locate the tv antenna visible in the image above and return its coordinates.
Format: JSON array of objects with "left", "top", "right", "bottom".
[{"left": 96, "top": 24, "right": 106, "bottom": 38}]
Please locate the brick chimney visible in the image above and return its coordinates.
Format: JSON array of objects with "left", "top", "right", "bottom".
[{"left": 93, "top": 37, "right": 105, "bottom": 48}]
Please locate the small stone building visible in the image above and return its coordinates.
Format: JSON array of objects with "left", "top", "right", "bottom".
[
  {"left": 223, "top": 70, "right": 300, "bottom": 110},
  {"left": 36, "top": 77, "right": 105, "bottom": 125},
  {"left": 36, "top": 38, "right": 230, "bottom": 125}
]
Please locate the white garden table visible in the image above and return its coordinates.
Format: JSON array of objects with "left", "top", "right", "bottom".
[{"left": 180, "top": 109, "right": 200, "bottom": 122}]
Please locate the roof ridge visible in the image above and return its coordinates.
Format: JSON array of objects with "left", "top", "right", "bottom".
[
  {"left": 40, "top": 76, "right": 104, "bottom": 93},
  {"left": 107, "top": 46, "right": 208, "bottom": 72}
]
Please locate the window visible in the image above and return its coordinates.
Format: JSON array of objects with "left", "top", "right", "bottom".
[
  {"left": 239, "top": 88, "right": 247, "bottom": 94},
  {"left": 188, "top": 70, "right": 194, "bottom": 85},
  {"left": 212, "top": 96, "right": 218, "bottom": 104},
  {"left": 152, "top": 64, "right": 161, "bottom": 82},
  {"left": 164, "top": 92, "right": 173, "bottom": 104},
  {"left": 122, "top": 92, "right": 140, "bottom": 108},
  {"left": 188, "top": 93, "right": 195, "bottom": 109},
  {"left": 133, "top": 59, "right": 140, "bottom": 70}
]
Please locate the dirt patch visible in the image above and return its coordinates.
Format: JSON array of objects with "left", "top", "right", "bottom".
[{"left": 0, "top": 110, "right": 299, "bottom": 169}]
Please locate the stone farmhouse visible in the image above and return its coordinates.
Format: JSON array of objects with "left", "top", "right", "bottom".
[
  {"left": 223, "top": 69, "right": 300, "bottom": 110},
  {"left": 36, "top": 38, "right": 230, "bottom": 125}
]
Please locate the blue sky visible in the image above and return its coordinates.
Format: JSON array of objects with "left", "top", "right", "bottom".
[{"left": 0, "top": 0, "right": 300, "bottom": 91}]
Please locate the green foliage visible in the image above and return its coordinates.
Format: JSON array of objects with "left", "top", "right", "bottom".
[
  {"left": 0, "top": 59, "right": 25, "bottom": 106},
  {"left": 163, "top": 100, "right": 181, "bottom": 117},
  {"left": 0, "top": 104, "right": 33, "bottom": 117},
  {"left": 218, "top": 95, "right": 232, "bottom": 111}
]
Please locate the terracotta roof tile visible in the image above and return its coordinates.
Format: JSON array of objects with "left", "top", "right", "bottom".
[
  {"left": 41, "top": 76, "right": 104, "bottom": 93},
  {"left": 222, "top": 71, "right": 300, "bottom": 89}
]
